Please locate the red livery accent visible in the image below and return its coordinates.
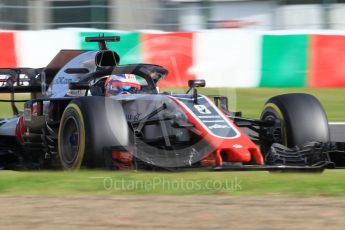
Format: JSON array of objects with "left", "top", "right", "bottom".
[
  {"left": 111, "top": 151, "right": 134, "bottom": 170},
  {"left": 15, "top": 116, "right": 26, "bottom": 144},
  {"left": 170, "top": 97, "right": 264, "bottom": 166}
]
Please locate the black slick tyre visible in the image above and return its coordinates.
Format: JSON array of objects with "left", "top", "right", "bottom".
[
  {"left": 261, "top": 93, "right": 330, "bottom": 148},
  {"left": 58, "top": 97, "right": 128, "bottom": 169}
]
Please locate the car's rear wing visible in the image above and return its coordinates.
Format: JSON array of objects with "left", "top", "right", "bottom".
[
  {"left": 0, "top": 68, "right": 44, "bottom": 94},
  {"left": 0, "top": 68, "right": 44, "bottom": 116}
]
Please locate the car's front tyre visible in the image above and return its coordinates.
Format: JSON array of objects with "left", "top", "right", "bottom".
[{"left": 260, "top": 93, "right": 330, "bottom": 149}]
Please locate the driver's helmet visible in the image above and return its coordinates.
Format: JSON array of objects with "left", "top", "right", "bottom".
[{"left": 104, "top": 74, "right": 141, "bottom": 96}]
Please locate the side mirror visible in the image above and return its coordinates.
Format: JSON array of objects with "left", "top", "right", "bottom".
[
  {"left": 188, "top": 79, "right": 206, "bottom": 88},
  {"left": 69, "top": 82, "right": 90, "bottom": 90}
]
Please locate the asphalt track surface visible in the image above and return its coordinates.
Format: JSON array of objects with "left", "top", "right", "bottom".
[
  {"left": 243, "top": 123, "right": 345, "bottom": 142},
  {"left": 0, "top": 196, "right": 344, "bottom": 230}
]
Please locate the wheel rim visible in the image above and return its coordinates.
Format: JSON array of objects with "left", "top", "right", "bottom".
[
  {"left": 263, "top": 113, "right": 283, "bottom": 144},
  {"left": 61, "top": 116, "right": 81, "bottom": 167},
  {"left": 261, "top": 105, "right": 287, "bottom": 146}
]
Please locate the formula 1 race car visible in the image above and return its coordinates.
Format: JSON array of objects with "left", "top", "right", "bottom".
[{"left": 0, "top": 36, "right": 344, "bottom": 171}]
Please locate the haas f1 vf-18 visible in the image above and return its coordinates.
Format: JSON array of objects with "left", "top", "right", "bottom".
[{"left": 0, "top": 36, "right": 344, "bottom": 171}]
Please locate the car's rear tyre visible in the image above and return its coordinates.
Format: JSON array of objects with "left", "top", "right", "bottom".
[
  {"left": 260, "top": 93, "right": 329, "bottom": 149},
  {"left": 58, "top": 97, "right": 129, "bottom": 170}
]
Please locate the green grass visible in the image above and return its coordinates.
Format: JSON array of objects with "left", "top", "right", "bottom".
[
  {"left": 2, "top": 88, "right": 345, "bottom": 120},
  {"left": 0, "top": 170, "right": 345, "bottom": 196},
  {"left": 0, "top": 93, "right": 28, "bottom": 118}
]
